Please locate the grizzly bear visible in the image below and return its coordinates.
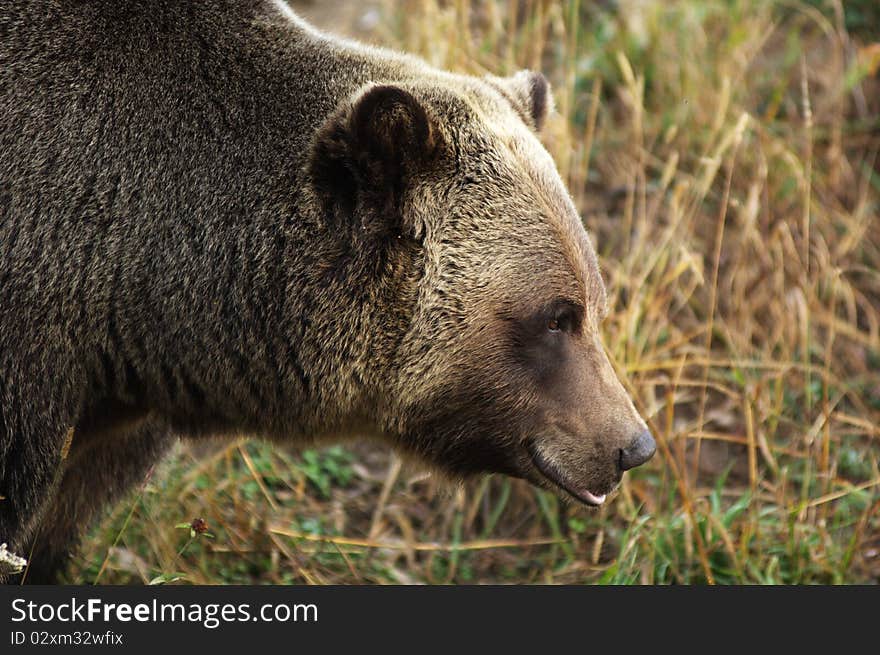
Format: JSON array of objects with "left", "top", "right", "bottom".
[{"left": 0, "top": 0, "right": 655, "bottom": 583}]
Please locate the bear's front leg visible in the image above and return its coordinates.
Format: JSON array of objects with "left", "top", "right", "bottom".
[
  {"left": 17, "top": 415, "right": 175, "bottom": 584},
  {"left": 0, "top": 403, "right": 72, "bottom": 583}
]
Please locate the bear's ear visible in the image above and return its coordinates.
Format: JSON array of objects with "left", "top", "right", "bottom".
[
  {"left": 309, "top": 84, "right": 442, "bottom": 237},
  {"left": 487, "top": 70, "right": 554, "bottom": 132}
]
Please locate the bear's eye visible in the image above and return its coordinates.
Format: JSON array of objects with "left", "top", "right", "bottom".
[{"left": 546, "top": 306, "right": 580, "bottom": 334}]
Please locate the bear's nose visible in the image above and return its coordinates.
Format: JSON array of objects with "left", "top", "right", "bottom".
[{"left": 619, "top": 430, "right": 656, "bottom": 471}]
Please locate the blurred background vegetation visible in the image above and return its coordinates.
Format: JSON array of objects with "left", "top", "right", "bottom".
[{"left": 71, "top": 0, "right": 879, "bottom": 584}]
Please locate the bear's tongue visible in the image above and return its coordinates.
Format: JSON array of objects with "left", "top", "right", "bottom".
[{"left": 578, "top": 490, "right": 606, "bottom": 506}]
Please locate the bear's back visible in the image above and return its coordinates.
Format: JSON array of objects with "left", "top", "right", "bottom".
[
  {"left": 0, "top": 0, "right": 433, "bottom": 416},
  {"left": 0, "top": 1, "right": 410, "bottom": 333}
]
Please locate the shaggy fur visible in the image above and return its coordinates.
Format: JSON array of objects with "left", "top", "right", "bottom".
[{"left": 0, "top": 0, "right": 653, "bottom": 583}]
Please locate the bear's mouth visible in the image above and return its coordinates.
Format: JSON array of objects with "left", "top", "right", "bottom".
[{"left": 527, "top": 443, "right": 608, "bottom": 507}]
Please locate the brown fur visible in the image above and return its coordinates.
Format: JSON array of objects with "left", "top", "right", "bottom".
[{"left": 0, "top": 0, "right": 653, "bottom": 583}]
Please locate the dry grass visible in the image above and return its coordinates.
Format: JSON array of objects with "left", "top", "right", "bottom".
[{"left": 70, "top": 0, "right": 879, "bottom": 584}]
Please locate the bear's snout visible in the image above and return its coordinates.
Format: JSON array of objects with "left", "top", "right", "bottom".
[{"left": 618, "top": 429, "right": 656, "bottom": 471}]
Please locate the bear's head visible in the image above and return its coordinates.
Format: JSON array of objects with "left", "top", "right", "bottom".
[{"left": 308, "top": 70, "right": 655, "bottom": 506}]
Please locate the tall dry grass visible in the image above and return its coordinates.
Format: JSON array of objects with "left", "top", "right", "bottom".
[{"left": 70, "top": 0, "right": 879, "bottom": 584}]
